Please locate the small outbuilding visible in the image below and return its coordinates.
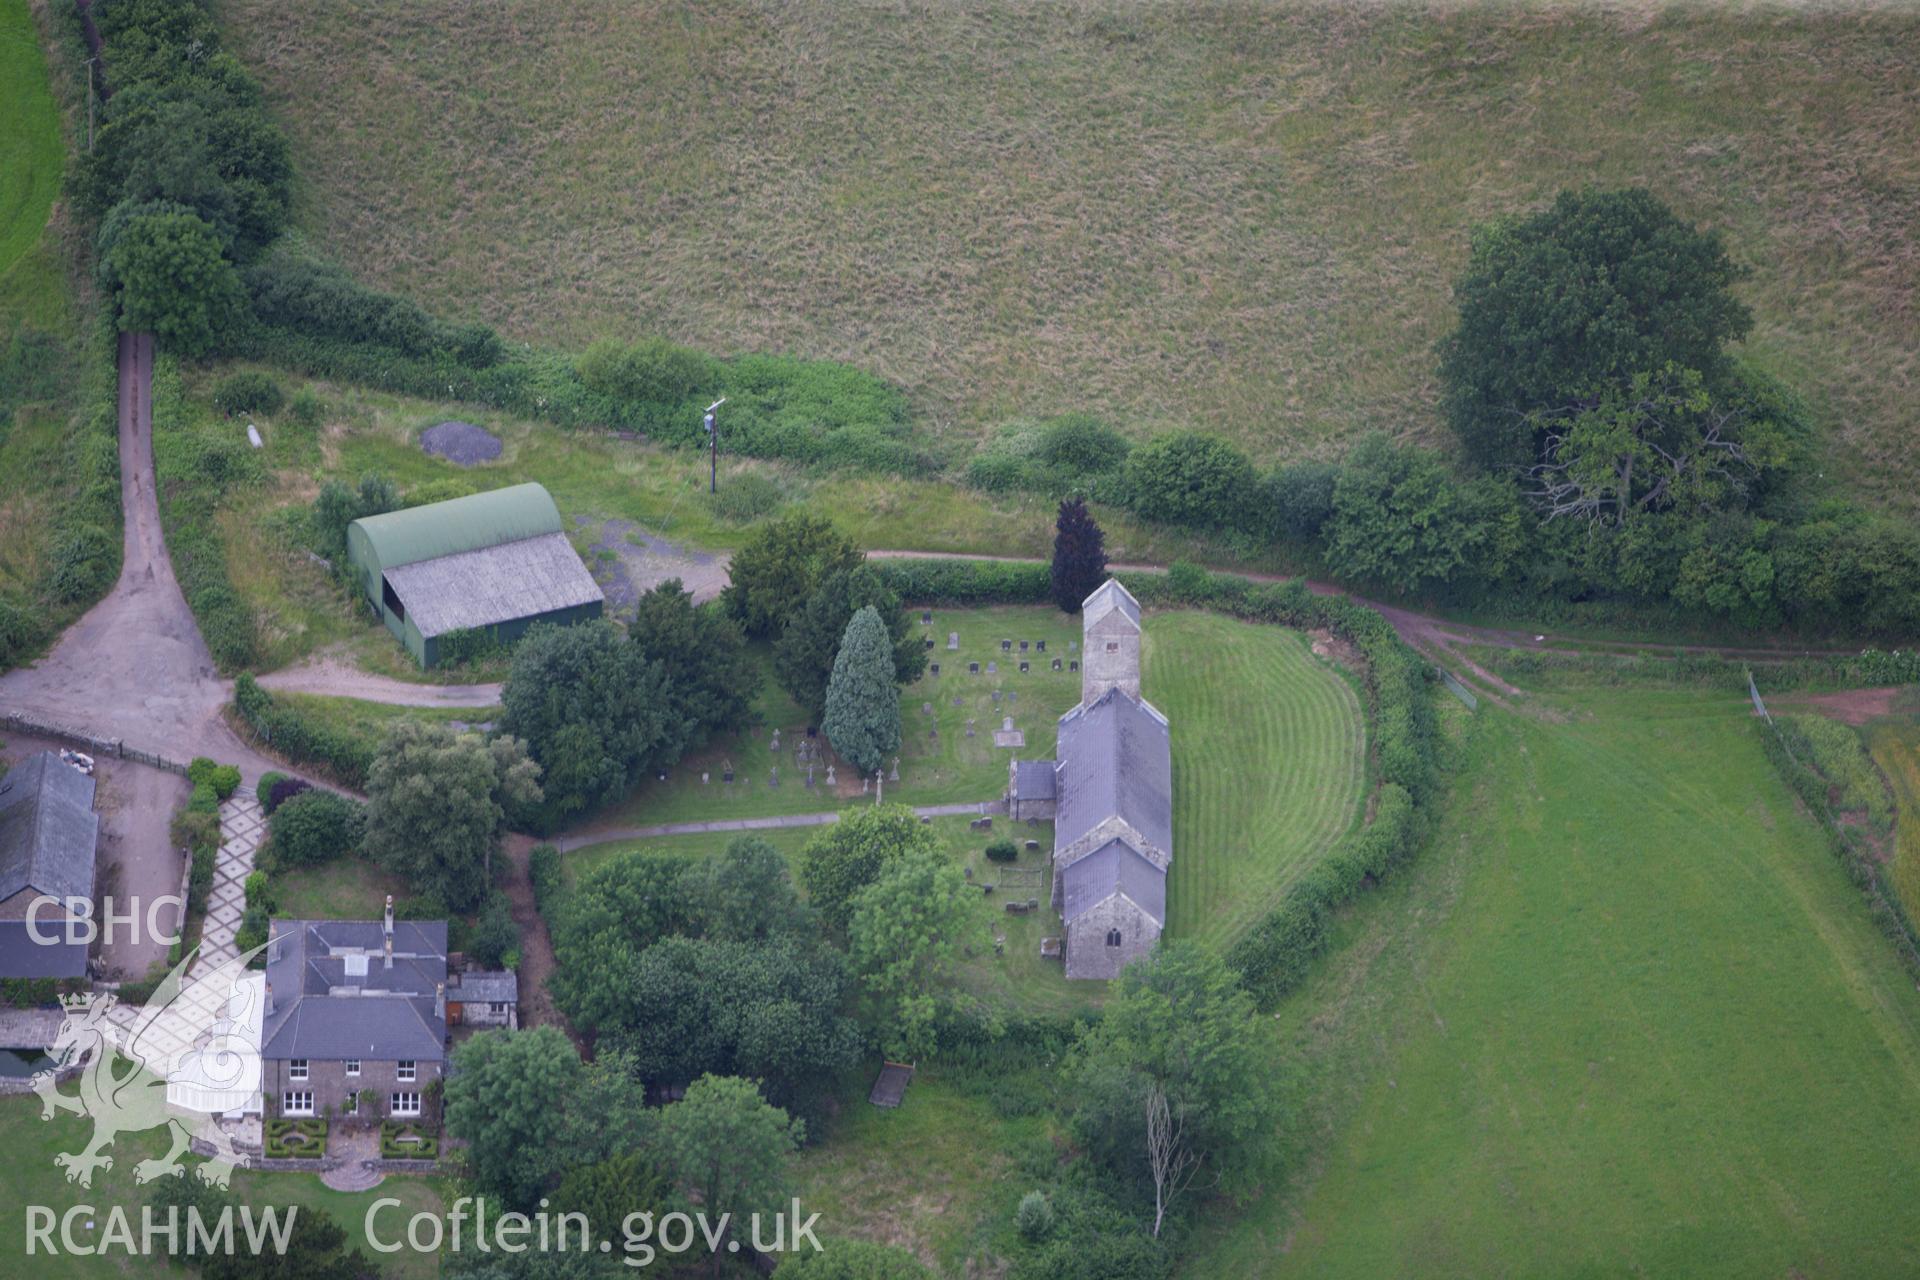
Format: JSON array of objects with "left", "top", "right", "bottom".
[
  {"left": 0, "top": 752, "right": 99, "bottom": 979},
  {"left": 345, "top": 482, "right": 603, "bottom": 667}
]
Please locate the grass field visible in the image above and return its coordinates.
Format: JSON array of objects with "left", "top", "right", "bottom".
[
  {"left": 794, "top": 1073, "right": 1051, "bottom": 1274},
  {"left": 0, "top": 1094, "right": 445, "bottom": 1279},
  {"left": 1143, "top": 613, "right": 1366, "bottom": 945},
  {"left": 1865, "top": 715, "right": 1920, "bottom": 928},
  {"left": 1187, "top": 684, "right": 1920, "bottom": 1277},
  {"left": 0, "top": 0, "right": 65, "bottom": 334},
  {"left": 225, "top": 2, "right": 1920, "bottom": 507}
]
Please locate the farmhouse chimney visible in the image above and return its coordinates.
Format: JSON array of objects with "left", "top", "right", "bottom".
[
  {"left": 434, "top": 982, "right": 445, "bottom": 1022},
  {"left": 383, "top": 894, "right": 394, "bottom": 938},
  {"left": 264, "top": 981, "right": 274, "bottom": 1017},
  {"left": 384, "top": 933, "right": 393, "bottom": 970}
]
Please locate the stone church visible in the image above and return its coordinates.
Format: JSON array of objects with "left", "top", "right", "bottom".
[{"left": 1005, "top": 579, "right": 1171, "bottom": 979}]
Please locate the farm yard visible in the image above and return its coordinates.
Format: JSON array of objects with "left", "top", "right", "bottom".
[{"left": 1188, "top": 682, "right": 1920, "bottom": 1278}]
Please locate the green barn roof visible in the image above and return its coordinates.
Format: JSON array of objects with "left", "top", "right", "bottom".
[{"left": 350, "top": 482, "right": 566, "bottom": 570}]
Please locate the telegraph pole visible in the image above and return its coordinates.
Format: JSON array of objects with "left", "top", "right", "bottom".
[{"left": 703, "top": 397, "right": 726, "bottom": 494}]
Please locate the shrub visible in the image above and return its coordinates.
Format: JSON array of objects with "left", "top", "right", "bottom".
[
  {"left": 234, "top": 675, "right": 377, "bottom": 788},
  {"left": 189, "top": 757, "right": 242, "bottom": 800},
  {"left": 187, "top": 783, "right": 219, "bottom": 815},
  {"left": 528, "top": 844, "right": 562, "bottom": 914},
  {"left": 468, "top": 895, "right": 520, "bottom": 970},
  {"left": 577, "top": 335, "right": 720, "bottom": 409},
  {"left": 243, "top": 870, "right": 275, "bottom": 912},
  {"left": 1261, "top": 460, "right": 1341, "bottom": 541},
  {"left": 1017, "top": 1191, "right": 1054, "bottom": 1242},
  {"left": 49, "top": 524, "right": 117, "bottom": 604},
  {"left": 171, "top": 808, "right": 220, "bottom": 853},
  {"left": 255, "top": 771, "right": 286, "bottom": 811},
  {"left": 288, "top": 386, "right": 322, "bottom": 426},
  {"left": 267, "top": 789, "right": 365, "bottom": 868},
  {"left": 211, "top": 371, "right": 283, "bottom": 416},
  {"left": 1121, "top": 430, "right": 1256, "bottom": 528},
  {"left": 267, "top": 776, "right": 312, "bottom": 814},
  {"left": 985, "top": 838, "right": 1019, "bottom": 864}
]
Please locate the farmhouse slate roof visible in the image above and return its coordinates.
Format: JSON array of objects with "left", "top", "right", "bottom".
[
  {"left": 381, "top": 531, "right": 603, "bottom": 638},
  {"left": 1054, "top": 686, "right": 1172, "bottom": 856},
  {"left": 0, "top": 753, "right": 98, "bottom": 906},
  {"left": 1060, "top": 838, "right": 1166, "bottom": 925},
  {"left": 261, "top": 919, "right": 448, "bottom": 1062}
]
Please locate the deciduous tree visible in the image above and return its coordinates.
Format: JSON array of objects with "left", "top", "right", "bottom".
[
  {"left": 98, "top": 205, "right": 243, "bottom": 357},
  {"left": 446, "top": 1026, "right": 584, "bottom": 1211},
  {"left": 657, "top": 1074, "right": 805, "bottom": 1273},
  {"left": 722, "top": 513, "right": 862, "bottom": 638},
  {"left": 800, "top": 803, "right": 938, "bottom": 934},
  {"left": 848, "top": 850, "right": 992, "bottom": 1060}
]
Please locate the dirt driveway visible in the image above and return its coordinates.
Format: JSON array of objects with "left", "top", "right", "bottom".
[{"left": 0, "top": 333, "right": 280, "bottom": 784}]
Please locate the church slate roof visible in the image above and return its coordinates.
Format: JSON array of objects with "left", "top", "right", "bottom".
[
  {"left": 1061, "top": 839, "right": 1167, "bottom": 925},
  {"left": 1054, "top": 686, "right": 1172, "bottom": 856},
  {"left": 1013, "top": 759, "right": 1057, "bottom": 800}
]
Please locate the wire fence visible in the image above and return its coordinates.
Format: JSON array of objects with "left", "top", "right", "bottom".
[{"left": 1436, "top": 665, "right": 1479, "bottom": 711}]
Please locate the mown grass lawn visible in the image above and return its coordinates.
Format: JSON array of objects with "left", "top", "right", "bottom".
[
  {"left": 1188, "top": 685, "right": 1920, "bottom": 1278},
  {"left": 0, "top": 1093, "right": 445, "bottom": 1279},
  {"left": 227, "top": 3, "right": 1920, "bottom": 510},
  {"left": 1143, "top": 613, "right": 1366, "bottom": 946}
]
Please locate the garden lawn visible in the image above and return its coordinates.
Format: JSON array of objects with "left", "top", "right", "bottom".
[
  {"left": 1142, "top": 613, "right": 1366, "bottom": 947},
  {"left": 0, "top": 1093, "right": 444, "bottom": 1279},
  {"left": 1188, "top": 685, "right": 1920, "bottom": 1278}
]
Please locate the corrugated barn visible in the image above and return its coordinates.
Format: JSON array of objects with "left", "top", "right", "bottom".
[{"left": 345, "top": 482, "right": 604, "bottom": 667}]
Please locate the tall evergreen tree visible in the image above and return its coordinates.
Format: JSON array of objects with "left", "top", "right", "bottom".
[
  {"left": 1051, "top": 497, "right": 1109, "bottom": 613},
  {"left": 773, "top": 564, "right": 925, "bottom": 726},
  {"left": 821, "top": 606, "right": 901, "bottom": 776}
]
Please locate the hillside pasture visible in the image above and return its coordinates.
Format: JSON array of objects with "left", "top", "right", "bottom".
[
  {"left": 0, "top": 0, "right": 65, "bottom": 334},
  {"left": 225, "top": 2, "right": 1920, "bottom": 506},
  {"left": 1189, "top": 684, "right": 1920, "bottom": 1277}
]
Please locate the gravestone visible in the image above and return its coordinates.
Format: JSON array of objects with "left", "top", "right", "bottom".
[
  {"left": 722, "top": 768, "right": 734, "bottom": 783},
  {"left": 1036, "top": 640, "right": 1046, "bottom": 652},
  {"left": 922, "top": 610, "right": 933, "bottom": 624},
  {"left": 925, "top": 636, "right": 935, "bottom": 649},
  {"left": 1020, "top": 661, "right": 1029, "bottom": 673},
  {"left": 930, "top": 663, "right": 940, "bottom": 675},
  {"left": 948, "top": 632, "right": 959, "bottom": 649},
  {"left": 805, "top": 765, "right": 815, "bottom": 788},
  {"left": 1001, "top": 639, "right": 1012, "bottom": 652},
  {"left": 1003, "top": 716, "right": 1014, "bottom": 732},
  {"left": 826, "top": 764, "right": 836, "bottom": 785},
  {"left": 769, "top": 765, "right": 779, "bottom": 787},
  {"left": 890, "top": 758, "right": 900, "bottom": 782},
  {"left": 966, "top": 719, "right": 976, "bottom": 737},
  {"left": 987, "top": 661, "right": 998, "bottom": 674},
  {"left": 930, "top": 727, "right": 938, "bottom": 740},
  {"left": 923, "top": 702, "right": 933, "bottom": 715},
  {"left": 1019, "top": 640, "right": 1029, "bottom": 652},
  {"left": 992, "top": 690, "right": 1001, "bottom": 702},
  {"left": 771, "top": 728, "right": 781, "bottom": 751},
  {"left": 969, "top": 662, "right": 980, "bottom": 674},
  {"left": 1069, "top": 640, "right": 1078, "bottom": 652},
  {"left": 862, "top": 775, "right": 870, "bottom": 794},
  {"left": 952, "top": 696, "right": 963, "bottom": 707},
  {"left": 1007, "top": 691, "right": 1017, "bottom": 703},
  {"left": 1052, "top": 658, "right": 1062, "bottom": 671},
  {"left": 1069, "top": 660, "right": 1079, "bottom": 672},
  {"left": 701, "top": 771, "right": 710, "bottom": 784}
]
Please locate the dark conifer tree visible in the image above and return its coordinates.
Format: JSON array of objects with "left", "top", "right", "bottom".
[{"left": 1051, "top": 497, "right": 1108, "bottom": 613}]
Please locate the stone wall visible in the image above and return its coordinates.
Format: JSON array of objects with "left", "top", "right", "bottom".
[{"left": 1064, "top": 897, "right": 1161, "bottom": 980}]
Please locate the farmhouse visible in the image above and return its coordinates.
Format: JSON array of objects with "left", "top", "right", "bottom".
[
  {"left": 0, "top": 752, "right": 99, "bottom": 979},
  {"left": 345, "top": 481, "right": 603, "bottom": 667},
  {"left": 1008, "top": 579, "right": 1172, "bottom": 979},
  {"left": 261, "top": 897, "right": 448, "bottom": 1122}
]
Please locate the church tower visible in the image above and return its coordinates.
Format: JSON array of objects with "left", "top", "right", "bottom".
[{"left": 1080, "top": 579, "right": 1142, "bottom": 704}]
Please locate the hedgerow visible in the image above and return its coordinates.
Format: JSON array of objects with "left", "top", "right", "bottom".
[{"left": 233, "top": 674, "right": 375, "bottom": 788}]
